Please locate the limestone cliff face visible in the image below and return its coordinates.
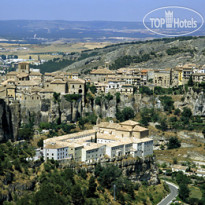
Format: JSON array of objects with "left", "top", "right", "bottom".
[
  {"left": 174, "top": 91, "right": 205, "bottom": 116},
  {"left": 0, "top": 100, "right": 14, "bottom": 142},
  {"left": 0, "top": 91, "right": 204, "bottom": 142},
  {"left": 60, "top": 156, "right": 159, "bottom": 185}
]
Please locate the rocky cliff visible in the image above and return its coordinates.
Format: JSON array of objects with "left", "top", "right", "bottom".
[
  {"left": 60, "top": 156, "right": 159, "bottom": 185},
  {"left": 0, "top": 90, "right": 204, "bottom": 142},
  {"left": 0, "top": 100, "right": 14, "bottom": 142}
]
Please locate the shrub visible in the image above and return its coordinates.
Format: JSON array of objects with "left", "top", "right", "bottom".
[
  {"left": 174, "top": 108, "right": 181, "bottom": 116},
  {"left": 159, "top": 95, "right": 174, "bottom": 112},
  {"left": 116, "top": 107, "right": 135, "bottom": 122},
  {"left": 105, "top": 92, "right": 113, "bottom": 101},
  {"left": 64, "top": 94, "right": 82, "bottom": 102},
  {"left": 139, "top": 86, "right": 153, "bottom": 95},
  {"left": 95, "top": 96, "right": 102, "bottom": 106},
  {"left": 167, "top": 137, "right": 181, "bottom": 149}
]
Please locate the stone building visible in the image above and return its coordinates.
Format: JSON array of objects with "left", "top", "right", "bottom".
[
  {"left": 153, "top": 69, "right": 172, "bottom": 88},
  {"left": 67, "top": 78, "right": 85, "bottom": 95},
  {"left": 90, "top": 68, "right": 115, "bottom": 82},
  {"left": 43, "top": 120, "right": 153, "bottom": 162},
  {"left": 192, "top": 73, "right": 205, "bottom": 83}
]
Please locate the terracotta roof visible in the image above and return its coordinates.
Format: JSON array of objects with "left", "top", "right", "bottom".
[
  {"left": 1, "top": 79, "right": 16, "bottom": 86},
  {"left": 7, "top": 71, "right": 18, "bottom": 75},
  {"left": 30, "top": 72, "right": 42, "bottom": 76},
  {"left": 40, "top": 88, "right": 54, "bottom": 93},
  {"left": 17, "top": 81, "right": 39, "bottom": 86},
  {"left": 67, "top": 78, "right": 85, "bottom": 84},
  {"left": 50, "top": 80, "right": 66, "bottom": 84},
  {"left": 31, "top": 87, "right": 42, "bottom": 92},
  {"left": 133, "top": 125, "right": 148, "bottom": 132},
  {"left": 44, "top": 72, "right": 55, "bottom": 76},
  {"left": 17, "top": 73, "right": 29, "bottom": 78},
  {"left": 120, "top": 120, "right": 139, "bottom": 126},
  {"left": 90, "top": 68, "right": 115, "bottom": 75}
]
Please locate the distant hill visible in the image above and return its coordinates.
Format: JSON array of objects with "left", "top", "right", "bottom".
[
  {"left": 59, "top": 36, "right": 205, "bottom": 73},
  {"left": 0, "top": 20, "right": 204, "bottom": 44}
]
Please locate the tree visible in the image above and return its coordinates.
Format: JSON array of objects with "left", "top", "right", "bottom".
[
  {"left": 116, "top": 107, "right": 135, "bottom": 122},
  {"left": 182, "top": 107, "right": 192, "bottom": 118},
  {"left": 159, "top": 96, "right": 174, "bottom": 112},
  {"left": 105, "top": 92, "right": 113, "bottom": 102},
  {"left": 95, "top": 96, "right": 102, "bottom": 106},
  {"left": 139, "top": 86, "right": 153, "bottom": 95},
  {"left": 97, "top": 165, "right": 122, "bottom": 189},
  {"left": 71, "top": 184, "right": 85, "bottom": 205},
  {"left": 37, "top": 138, "right": 44, "bottom": 148},
  {"left": 64, "top": 94, "right": 82, "bottom": 102},
  {"left": 89, "top": 85, "right": 97, "bottom": 94},
  {"left": 87, "top": 176, "right": 97, "bottom": 198},
  {"left": 18, "top": 127, "right": 34, "bottom": 140},
  {"left": 156, "top": 119, "right": 168, "bottom": 131},
  {"left": 115, "top": 92, "right": 120, "bottom": 103},
  {"left": 179, "top": 183, "right": 190, "bottom": 201},
  {"left": 121, "top": 107, "right": 135, "bottom": 121},
  {"left": 167, "top": 136, "right": 181, "bottom": 149},
  {"left": 53, "top": 92, "right": 61, "bottom": 104},
  {"left": 188, "top": 75, "right": 194, "bottom": 86},
  {"left": 174, "top": 108, "right": 181, "bottom": 116},
  {"left": 78, "top": 117, "right": 88, "bottom": 130},
  {"left": 180, "top": 107, "right": 192, "bottom": 125}
]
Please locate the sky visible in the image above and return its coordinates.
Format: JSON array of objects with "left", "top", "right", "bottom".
[{"left": 0, "top": 0, "right": 204, "bottom": 22}]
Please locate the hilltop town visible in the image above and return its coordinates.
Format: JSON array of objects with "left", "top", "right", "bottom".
[
  {"left": 0, "top": 40, "right": 204, "bottom": 205},
  {"left": 0, "top": 62, "right": 204, "bottom": 103}
]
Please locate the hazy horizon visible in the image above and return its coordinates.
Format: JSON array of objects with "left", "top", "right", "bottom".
[{"left": 0, "top": 0, "right": 204, "bottom": 22}]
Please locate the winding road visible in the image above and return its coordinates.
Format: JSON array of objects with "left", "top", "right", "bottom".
[{"left": 158, "top": 181, "right": 179, "bottom": 205}]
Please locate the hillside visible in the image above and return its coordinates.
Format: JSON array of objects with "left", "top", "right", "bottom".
[{"left": 59, "top": 36, "right": 205, "bottom": 73}]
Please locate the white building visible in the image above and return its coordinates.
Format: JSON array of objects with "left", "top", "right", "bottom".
[{"left": 43, "top": 120, "right": 153, "bottom": 162}]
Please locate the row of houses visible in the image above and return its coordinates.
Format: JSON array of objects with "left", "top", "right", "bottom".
[
  {"left": 86, "top": 63, "right": 205, "bottom": 93},
  {"left": 172, "top": 165, "right": 205, "bottom": 177},
  {"left": 43, "top": 120, "right": 153, "bottom": 162}
]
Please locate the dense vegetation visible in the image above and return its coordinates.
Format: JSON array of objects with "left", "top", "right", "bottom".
[
  {"left": 32, "top": 50, "right": 99, "bottom": 73},
  {"left": 166, "top": 47, "right": 196, "bottom": 55},
  {"left": 109, "top": 54, "right": 151, "bottom": 70},
  {"left": 0, "top": 141, "right": 168, "bottom": 205},
  {"left": 32, "top": 58, "right": 76, "bottom": 73},
  {"left": 64, "top": 94, "right": 82, "bottom": 102},
  {"left": 1, "top": 158, "right": 168, "bottom": 205}
]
